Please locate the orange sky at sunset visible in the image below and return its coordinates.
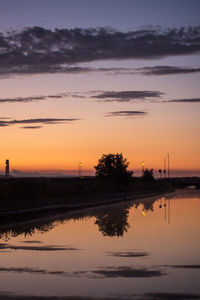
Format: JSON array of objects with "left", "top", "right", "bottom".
[{"left": 0, "top": 1, "right": 199, "bottom": 177}]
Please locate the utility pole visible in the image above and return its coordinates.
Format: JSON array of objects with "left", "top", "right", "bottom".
[
  {"left": 141, "top": 161, "right": 145, "bottom": 176},
  {"left": 164, "top": 157, "right": 166, "bottom": 178},
  {"left": 167, "top": 153, "right": 170, "bottom": 179}
]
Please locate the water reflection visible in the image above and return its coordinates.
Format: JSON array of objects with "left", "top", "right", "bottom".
[
  {"left": 0, "top": 190, "right": 198, "bottom": 241},
  {"left": 0, "top": 194, "right": 164, "bottom": 241},
  {"left": 94, "top": 204, "right": 130, "bottom": 237},
  {"left": 0, "top": 221, "right": 56, "bottom": 241},
  {"left": 0, "top": 190, "right": 200, "bottom": 299}
]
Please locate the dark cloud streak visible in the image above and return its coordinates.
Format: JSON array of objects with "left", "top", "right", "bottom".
[
  {"left": 167, "top": 98, "right": 200, "bottom": 103},
  {"left": 0, "top": 118, "right": 80, "bottom": 127},
  {"left": 137, "top": 66, "right": 200, "bottom": 76},
  {"left": 0, "top": 94, "right": 67, "bottom": 103},
  {"left": 0, "top": 26, "right": 200, "bottom": 75},
  {"left": 105, "top": 111, "right": 148, "bottom": 118},
  {"left": 93, "top": 90, "right": 162, "bottom": 102}
]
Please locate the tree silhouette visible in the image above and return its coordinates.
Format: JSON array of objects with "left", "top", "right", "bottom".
[
  {"left": 142, "top": 168, "right": 155, "bottom": 181},
  {"left": 94, "top": 153, "right": 133, "bottom": 183}
]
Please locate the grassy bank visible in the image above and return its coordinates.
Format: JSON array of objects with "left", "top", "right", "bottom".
[{"left": 0, "top": 176, "right": 173, "bottom": 214}]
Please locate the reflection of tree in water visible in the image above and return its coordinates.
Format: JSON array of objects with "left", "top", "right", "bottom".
[
  {"left": 143, "top": 201, "right": 154, "bottom": 212},
  {"left": 0, "top": 194, "right": 162, "bottom": 241},
  {"left": 0, "top": 222, "right": 56, "bottom": 242},
  {"left": 94, "top": 205, "right": 130, "bottom": 237},
  {"left": 0, "top": 208, "right": 102, "bottom": 241}
]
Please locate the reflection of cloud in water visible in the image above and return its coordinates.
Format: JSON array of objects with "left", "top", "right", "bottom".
[
  {"left": 107, "top": 251, "right": 150, "bottom": 257},
  {"left": 0, "top": 291, "right": 200, "bottom": 300},
  {"left": 92, "top": 266, "right": 164, "bottom": 278},
  {"left": 146, "top": 292, "right": 200, "bottom": 299},
  {"left": 0, "top": 293, "right": 118, "bottom": 300},
  {"left": 0, "top": 267, "right": 71, "bottom": 276},
  {"left": 0, "top": 243, "right": 79, "bottom": 251},
  {"left": 168, "top": 265, "right": 200, "bottom": 269},
  {"left": 21, "top": 240, "right": 42, "bottom": 244},
  {"left": 0, "top": 265, "right": 164, "bottom": 279}
]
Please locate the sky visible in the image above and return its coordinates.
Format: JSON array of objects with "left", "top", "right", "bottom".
[{"left": 0, "top": 0, "right": 200, "bottom": 177}]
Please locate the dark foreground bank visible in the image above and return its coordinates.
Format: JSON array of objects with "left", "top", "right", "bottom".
[{"left": 0, "top": 177, "right": 174, "bottom": 220}]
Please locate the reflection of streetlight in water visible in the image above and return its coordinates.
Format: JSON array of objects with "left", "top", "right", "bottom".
[
  {"left": 141, "top": 197, "right": 170, "bottom": 224},
  {"left": 159, "top": 197, "right": 165, "bottom": 208}
]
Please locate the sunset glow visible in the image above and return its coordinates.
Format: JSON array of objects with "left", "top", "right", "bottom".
[{"left": 0, "top": 0, "right": 199, "bottom": 177}]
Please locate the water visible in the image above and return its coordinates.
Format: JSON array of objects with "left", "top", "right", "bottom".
[{"left": 0, "top": 189, "right": 200, "bottom": 299}]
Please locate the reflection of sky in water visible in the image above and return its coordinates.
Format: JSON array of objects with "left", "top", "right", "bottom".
[{"left": 0, "top": 190, "right": 200, "bottom": 299}]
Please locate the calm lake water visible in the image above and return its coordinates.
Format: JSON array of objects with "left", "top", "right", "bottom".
[{"left": 0, "top": 189, "right": 200, "bottom": 300}]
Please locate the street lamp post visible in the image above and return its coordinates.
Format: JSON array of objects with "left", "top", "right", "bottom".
[{"left": 78, "top": 161, "right": 82, "bottom": 177}]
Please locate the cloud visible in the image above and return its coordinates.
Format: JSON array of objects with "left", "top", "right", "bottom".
[
  {"left": 92, "top": 90, "right": 162, "bottom": 102},
  {"left": 167, "top": 98, "right": 200, "bottom": 103},
  {"left": 0, "top": 90, "right": 163, "bottom": 104},
  {"left": 105, "top": 111, "right": 148, "bottom": 118},
  {"left": 0, "top": 118, "right": 80, "bottom": 127},
  {"left": 0, "top": 26, "right": 200, "bottom": 75},
  {"left": 0, "top": 64, "right": 136, "bottom": 77},
  {"left": 137, "top": 66, "right": 200, "bottom": 76},
  {"left": 2, "top": 63, "right": 200, "bottom": 78},
  {"left": 0, "top": 93, "right": 67, "bottom": 103},
  {"left": 0, "top": 96, "right": 46, "bottom": 103}
]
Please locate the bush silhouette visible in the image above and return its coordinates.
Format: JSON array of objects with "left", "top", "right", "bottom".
[{"left": 142, "top": 168, "right": 155, "bottom": 181}]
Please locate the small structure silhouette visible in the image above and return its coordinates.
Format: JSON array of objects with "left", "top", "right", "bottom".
[{"left": 5, "top": 160, "right": 9, "bottom": 177}]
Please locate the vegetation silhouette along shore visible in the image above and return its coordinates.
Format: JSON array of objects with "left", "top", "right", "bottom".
[{"left": 0, "top": 153, "right": 173, "bottom": 221}]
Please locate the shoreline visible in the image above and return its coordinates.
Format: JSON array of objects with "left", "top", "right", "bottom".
[
  {"left": 0, "top": 188, "right": 173, "bottom": 222},
  {"left": 0, "top": 176, "right": 175, "bottom": 225},
  {"left": 0, "top": 189, "right": 175, "bottom": 238}
]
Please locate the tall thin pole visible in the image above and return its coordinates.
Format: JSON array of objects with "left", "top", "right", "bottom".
[
  {"left": 164, "top": 157, "right": 166, "bottom": 178},
  {"left": 167, "top": 153, "right": 170, "bottom": 179},
  {"left": 141, "top": 161, "right": 144, "bottom": 176}
]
